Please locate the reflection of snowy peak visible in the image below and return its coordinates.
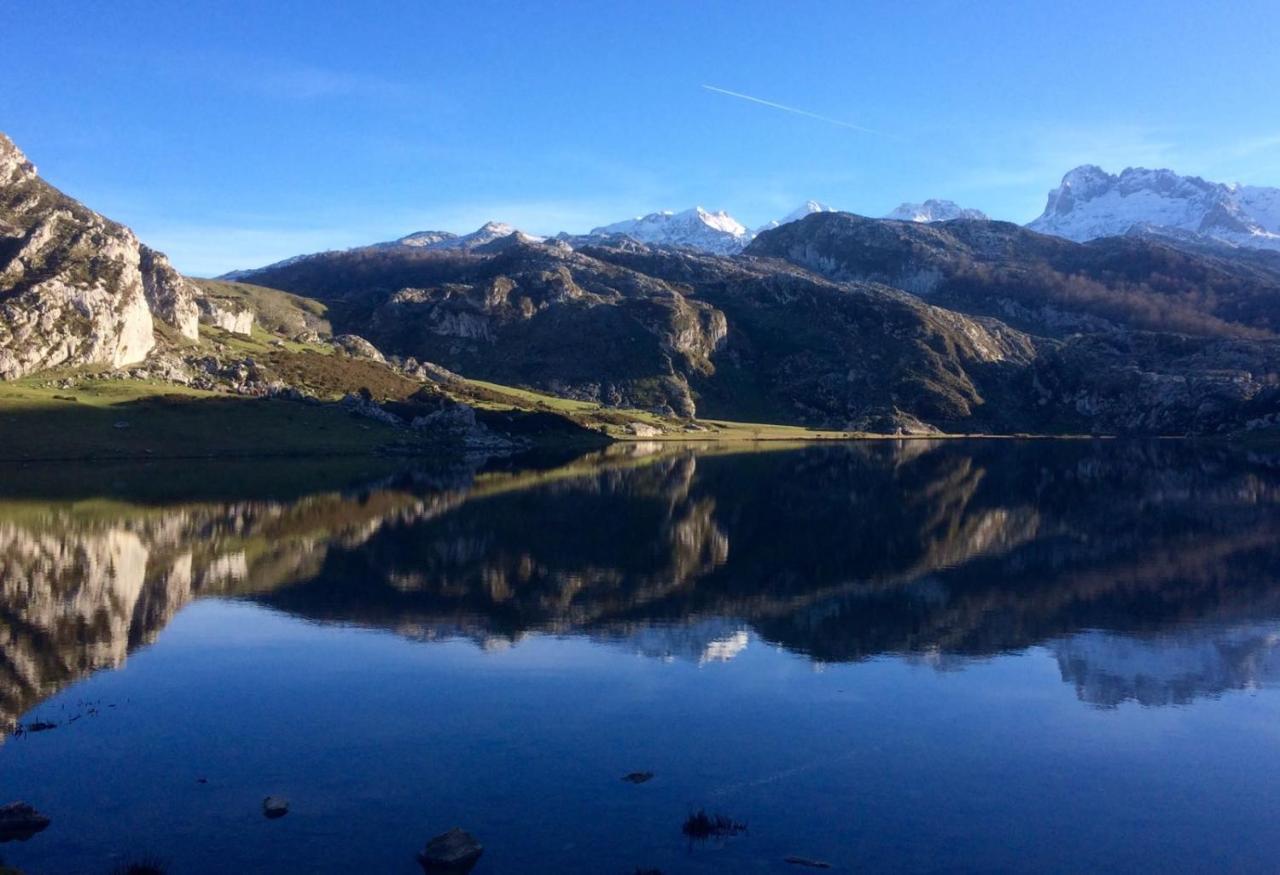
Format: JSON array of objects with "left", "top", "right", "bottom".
[
  {"left": 885, "top": 199, "right": 988, "bottom": 223},
  {"left": 1028, "top": 165, "right": 1280, "bottom": 250},
  {"left": 591, "top": 620, "right": 752, "bottom": 664},
  {"left": 1050, "top": 624, "right": 1280, "bottom": 707}
]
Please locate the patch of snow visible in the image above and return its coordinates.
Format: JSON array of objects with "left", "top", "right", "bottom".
[{"left": 885, "top": 199, "right": 988, "bottom": 223}]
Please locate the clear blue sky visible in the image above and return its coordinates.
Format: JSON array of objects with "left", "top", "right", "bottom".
[{"left": 5, "top": 0, "right": 1279, "bottom": 275}]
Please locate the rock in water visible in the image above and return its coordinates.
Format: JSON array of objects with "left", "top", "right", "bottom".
[
  {"left": 0, "top": 802, "right": 50, "bottom": 842},
  {"left": 622, "top": 771, "right": 654, "bottom": 784},
  {"left": 262, "top": 796, "right": 289, "bottom": 819},
  {"left": 417, "top": 827, "right": 483, "bottom": 872}
]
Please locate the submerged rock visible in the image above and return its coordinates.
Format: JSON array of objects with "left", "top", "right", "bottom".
[
  {"left": 261, "top": 796, "right": 289, "bottom": 819},
  {"left": 417, "top": 827, "right": 483, "bottom": 872},
  {"left": 621, "top": 771, "right": 654, "bottom": 784},
  {"left": 0, "top": 802, "right": 50, "bottom": 842},
  {"left": 785, "top": 856, "right": 833, "bottom": 869},
  {"left": 681, "top": 810, "right": 746, "bottom": 839}
]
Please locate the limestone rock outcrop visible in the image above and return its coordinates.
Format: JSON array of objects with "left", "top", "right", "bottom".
[{"left": 0, "top": 132, "right": 210, "bottom": 379}]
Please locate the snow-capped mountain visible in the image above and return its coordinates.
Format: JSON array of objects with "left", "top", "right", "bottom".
[
  {"left": 585, "top": 202, "right": 839, "bottom": 254},
  {"left": 754, "top": 200, "right": 836, "bottom": 234},
  {"left": 885, "top": 199, "right": 988, "bottom": 223},
  {"left": 1027, "top": 165, "right": 1280, "bottom": 250},
  {"left": 589, "top": 207, "right": 752, "bottom": 255}
]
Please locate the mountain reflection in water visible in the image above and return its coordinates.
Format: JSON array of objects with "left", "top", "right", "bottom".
[{"left": 5, "top": 438, "right": 1280, "bottom": 732}]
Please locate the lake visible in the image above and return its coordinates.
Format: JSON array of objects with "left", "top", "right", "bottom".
[{"left": 3, "top": 440, "right": 1280, "bottom": 873}]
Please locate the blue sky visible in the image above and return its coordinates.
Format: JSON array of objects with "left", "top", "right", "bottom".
[{"left": 5, "top": 0, "right": 1279, "bottom": 275}]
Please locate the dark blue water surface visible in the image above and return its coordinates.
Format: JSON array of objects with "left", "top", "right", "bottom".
[{"left": 4, "top": 441, "right": 1280, "bottom": 873}]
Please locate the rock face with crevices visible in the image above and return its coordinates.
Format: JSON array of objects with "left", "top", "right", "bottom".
[{"left": 0, "top": 132, "right": 204, "bottom": 378}]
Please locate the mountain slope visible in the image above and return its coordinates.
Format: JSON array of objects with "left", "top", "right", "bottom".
[
  {"left": 747, "top": 211, "right": 1280, "bottom": 339},
  {"left": 747, "top": 211, "right": 1280, "bottom": 433},
  {"left": 1028, "top": 165, "right": 1280, "bottom": 251}
]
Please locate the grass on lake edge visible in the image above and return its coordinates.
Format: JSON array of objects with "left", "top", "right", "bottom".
[{"left": 0, "top": 365, "right": 1127, "bottom": 463}]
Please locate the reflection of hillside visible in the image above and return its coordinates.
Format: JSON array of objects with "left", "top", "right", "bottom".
[
  {"left": 0, "top": 488, "right": 444, "bottom": 731},
  {"left": 8, "top": 440, "right": 1280, "bottom": 724},
  {"left": 254, "top": 440, "right": 1280, "bottom": 706}
]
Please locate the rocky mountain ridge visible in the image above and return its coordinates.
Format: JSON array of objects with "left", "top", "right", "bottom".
[{"left": 6, "top": 130, "right": 1280, "bottom": 437}]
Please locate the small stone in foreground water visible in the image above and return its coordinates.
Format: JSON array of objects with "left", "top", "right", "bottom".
[
  {"left": 622, "top": 771, "right": 654, "bottom": 784},
  {"left": 262, "top": 796, "right": 289, "bottom": 819},
  {"left": 0, "top": 802, "right": 51, "bottom": 842},
  {"left": 417, "top": 827, "right": 483, "bottom": 872}
]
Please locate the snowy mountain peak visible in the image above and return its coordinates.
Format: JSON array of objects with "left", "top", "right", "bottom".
[
  {"left": 755, "top": 201, "right": 837, "bottom": 234},
  {"left": 780, "top": 200, "right": 834, "bottom": 223},
  {"left": 590, "top": 206, "right": 752, "bottom": 254},
  {"left": 885, "top": 199, "right": 988, "bottom": 223},
  {"left": 1028, "top": 165, "right": 1280, "bottom": 250}
]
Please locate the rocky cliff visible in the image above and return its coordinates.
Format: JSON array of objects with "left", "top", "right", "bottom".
[{"left": 0, "top": 133, "right": 210, "bottom": 379}]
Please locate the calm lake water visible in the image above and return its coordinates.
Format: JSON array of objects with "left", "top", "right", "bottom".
[{"left": 4, "top": 440, "right": 1280, "bottom": 873}]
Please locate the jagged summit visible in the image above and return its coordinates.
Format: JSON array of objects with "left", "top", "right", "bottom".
[
  {"left": 885, "top": 199, "right": 988, "bottom": 223},
  {"left": 0, "top": 132, "right": 37, "bottom": 189},
  {"left": 1027, "top": 165, "right": 1280, "bottom": 250}
]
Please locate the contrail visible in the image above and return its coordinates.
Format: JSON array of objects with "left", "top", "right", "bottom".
[{"left": 701, "top": 84, "right": 884, "bottom": 135}]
